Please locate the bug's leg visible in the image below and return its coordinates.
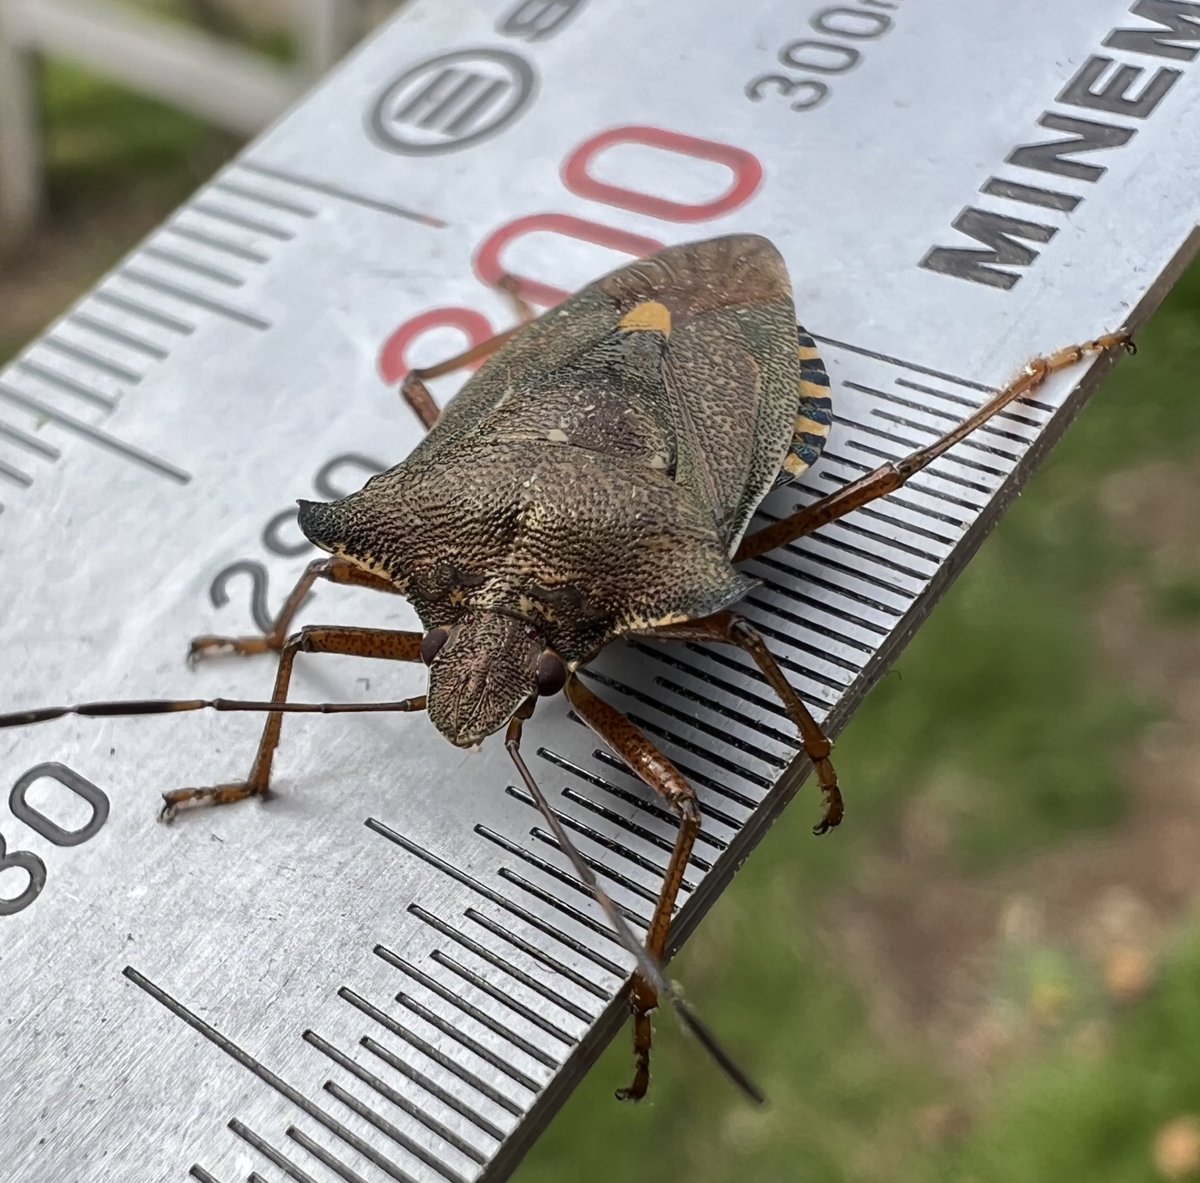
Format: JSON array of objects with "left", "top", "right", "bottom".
[
  {"left": 508, "top": 708, "right": 763, "bottom": 1104},
  {"left": 638, "top": 613, "right": 843, "bottom": 835},
  {"left": 495, "top": 273, "right": 536, "bottom": 324},
  {"left": 400, "top": 329, "right": 519, "bottom": 429},
  {"left": 564, "top": 674, "right": 702, "bottom": 1102},
  {"left": 188, "top": 556, "right": 400, "bottom": 664},
  {"left": 736, "top": 330, "right": 1135, "bottom": 562},
  {"left": 400, "top": 273, "right": 535, "bottom": 429},
  {"left": 161, "top": 625, "right": 424, "bottom": 820}
]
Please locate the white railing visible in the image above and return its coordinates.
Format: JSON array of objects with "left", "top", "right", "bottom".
[{"left": 0, "top": 0, "right": 386, "bottom": 240}]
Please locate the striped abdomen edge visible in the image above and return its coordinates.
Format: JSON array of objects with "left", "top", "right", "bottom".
[{"left": 773, "top": 326, "right": 833, "bottom": 488}]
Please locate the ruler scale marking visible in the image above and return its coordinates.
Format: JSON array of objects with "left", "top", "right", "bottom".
[
  {"left": 562, "top": 779, "right": 732, "bottom": 853},
  {"left": 228, "top": 1119, "right": 323, "bottom": 1183},
  {"left": 854, "top": 384, "right": 1043, "bottom": 440},
  {"left": 237, "top": 161, "right": 447, "bottom": 226},
  {"left": 389, "top": 986, "right": 545, "bottom": 1094},
  {"left": 366, "top": 819, "right": 626, "bottom": 977},
  {"left": 381, "top": 949, "right": 562, "bottom": 1072},
  {"left": 125, "top": 968, "right": 419, "bottom": 1183},
  {"left": 462, "top": 907, "right": 610, "bottom": 1001},
  {"left": 516, "top": 783, "right": 716, "bottom": 873},
  {"left": 0, "top": 383, "right": 191, "bottom": 482},
  {"left": 190, "top": 201, "right": 296, "bottom": 241},
  {"left": 141, "top": 244, "right": 250, "bottom": 288},
  {"left": 588, "top": 743, "right": 762, "bottom": 812},
  {"left": 188, "top": 1166, "right": 230, "bottom": 1183},
  {"left": 0, "top": 419, "right": 60, "bottom": 459},
  {"left": 119, "top": 268, "right": 271, "bottom": 329},
  {"left": 284, "top": 1125, "right": 375, "bottom": 1183},
  {"left": 524, "top": 826, "right": 671, "bottom": 907},
  {"left": 0, "top": 457, "right": 33, "bottom": 488},
  {"left": 360, "top": 1035, "right": 508, "bottom": 1144},
  {"left": 37, "top": 336, "right": 145, "bottom": 384},
  {"left": 409, "top": 905, "right": 595, "bottom": 1023},
  {"left": 482, "top": 828, "right": 654, "bottom": 933},
  {"left": 66, "top": 311, "right": 173, "bottom": 359},
  {"left": 340, "top": 988, "right": 526, "bottom": 1121},
  {"left": 92, "top": 288, "right": 197, "bottom": 334},
  {"left": 164, "top": 223, "right": 275, "bottom": 265},
  {"left": 546, "top": 751, "right": 740, "bottom": 842},
  {"left": 211, "top": 179, "right": 320, "bottom": 219},
  {"left": 306, "top": 1029, "right": 494, "bottom": 1163},
  {"left": 14, "top": 357, "right": 117, "bottom": 409}
]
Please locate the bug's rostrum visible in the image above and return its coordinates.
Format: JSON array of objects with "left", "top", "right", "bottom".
[{"left": 423, "top": 611, "right": 545, "bottom": 747}]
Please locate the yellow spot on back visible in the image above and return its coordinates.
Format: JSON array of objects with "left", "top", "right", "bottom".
[
  {"left": 619, "top": 300, "right": 672, "bottom": 335},
  {"left": 797, "top": 343, "right": 822, "bottom": 362},
  {"left": 782, "top": 453, "right": 811, "bottom": 476}
]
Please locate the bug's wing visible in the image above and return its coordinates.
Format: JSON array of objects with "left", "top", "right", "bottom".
[
  {"left": 414, "top": 236, "right": 801, "bottom": 549},
  {"left": 648, "top": 236, "right": 803, "bottom": 548}
]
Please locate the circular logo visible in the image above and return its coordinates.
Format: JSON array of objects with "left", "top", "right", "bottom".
[{"left": 371, "top": 48, "right": 536, "bottom": 155}]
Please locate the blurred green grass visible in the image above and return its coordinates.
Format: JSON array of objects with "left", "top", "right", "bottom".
[
  {"left": 923, "top": 925, "right": 1200, "bottom": 1183},
  {"left": 42, "top": 61, "right": 228, "bottom": 207},
  {"left": 5, "top": 41, "right": 1200, "bottom": 1183},
  {"left": 0, "top": 58, "right": 237, "bottom": 366}
]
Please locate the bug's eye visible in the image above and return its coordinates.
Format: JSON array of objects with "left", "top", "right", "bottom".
[
  {"left": 421, "top": 628, "right": 449, "bottom": 665},
  {"left": 535, "top": 650, "right": 567, "bottom": 697}
]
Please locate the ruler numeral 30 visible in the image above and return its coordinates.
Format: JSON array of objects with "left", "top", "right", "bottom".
[{"left": 0, "top": 763, "right": 109, "bottom": 915}]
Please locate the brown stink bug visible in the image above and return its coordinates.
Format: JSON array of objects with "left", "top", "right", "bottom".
[{"left": 1, "top": 234, "right": 1133, "bottom": 1102}]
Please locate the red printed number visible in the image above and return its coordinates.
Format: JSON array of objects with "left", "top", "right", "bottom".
[
  {"left": 378, "top": 307, "right": 497, "bottom": 385},
  {"left": 562, "top": 126, "right": 763, "bottom": 223},
  {"left": 474, "top": 213, "right": 663, "bottom": 309}
]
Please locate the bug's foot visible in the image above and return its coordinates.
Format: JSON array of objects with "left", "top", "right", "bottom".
[
  {"left": 615, "top": 1056, "right": 650, "bottom": 1103},
  {"left": 1090, "top": 328, "right": 1136, "bottom": 354},
  {"left": 159, "top": 781, "right": 269, "bottom": 822},
  {"left": 187, "top": 634, "right": 277, "bottom": 668},
  {"left": 615, "top": 986, "right": 654, "bottom": 1102},
  {"left": 812, "top": 758, "right": 844, "bottom": 836}
]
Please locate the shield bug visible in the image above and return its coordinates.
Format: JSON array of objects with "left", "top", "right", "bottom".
[{"left": 0, "top": 234, "right": 1133, "bottom": 1102}]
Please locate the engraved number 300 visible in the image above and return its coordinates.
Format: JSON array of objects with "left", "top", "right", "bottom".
[{"left": 0, "top": 763, "right": 110, "bottom": 916}]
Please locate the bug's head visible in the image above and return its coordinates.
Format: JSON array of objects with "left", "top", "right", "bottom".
[{"left": 421, "top": 611, "right": 567, "bottom": 748}]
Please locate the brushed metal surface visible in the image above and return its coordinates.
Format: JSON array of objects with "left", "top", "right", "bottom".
[{"left": 2, "top": 2, "right": 1199, "bottom": 1181}]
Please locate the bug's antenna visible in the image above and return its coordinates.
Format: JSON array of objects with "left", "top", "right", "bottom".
[
  {"left": 0, "top": 697, "right": 427, "bottom": 729},
  {"left": 505, "top": 713, "right": 766, "bottom": 1106}
]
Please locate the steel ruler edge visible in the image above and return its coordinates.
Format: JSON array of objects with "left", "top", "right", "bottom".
[{"left": 2, "top": 2, "right": 1200, "bottom": 1182}]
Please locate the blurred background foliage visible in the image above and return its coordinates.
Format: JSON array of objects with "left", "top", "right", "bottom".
[{"left": 3, "top": 10, "right": 1200, "bottom": 1183}]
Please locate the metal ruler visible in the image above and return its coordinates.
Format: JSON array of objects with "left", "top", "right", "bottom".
[{"left": 3, "top": 2, "right": 1199, "bottom": 1180}]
